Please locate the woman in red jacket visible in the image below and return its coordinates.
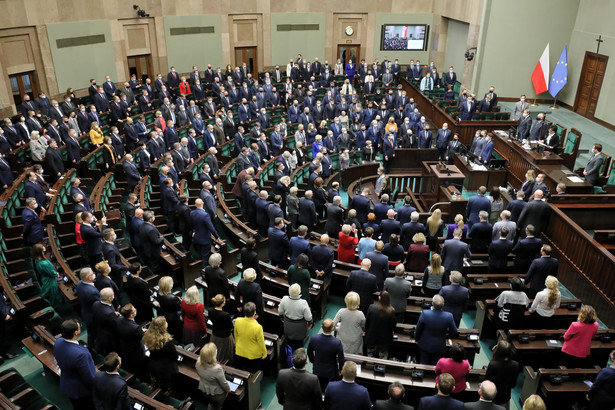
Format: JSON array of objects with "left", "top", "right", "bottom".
[
  {"left": 179, "top": 76, "right": 191, "bottom": 95},
  {"left": 338, "top": 224, "right": 359, "bottom": 263},
  {"left": 181, "top": 285, "right": 207, "bottom": 347},
  {"left": 562, "top": 305, "right": 599, "bottom": 368}
]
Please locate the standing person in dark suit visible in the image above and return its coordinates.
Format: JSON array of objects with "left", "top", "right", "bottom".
[
  {"left": 351, "top": 187, "right": 372, "bottom": 225},
  {"left": 81, "top": 212, "right": 107, "bottom": 266},
  {"left": 382, "top": 132, "right": 396, "bottom": 174},
  {"left": 298, "top": 190, "right": 318, "bottom": 229},
  {"left": 22, "top": 197, "right": 45, "bottom": 246},
  {"left": 528, "top": 113, "right": 547, "bottom": 141},
  {"left": 485, "top": 341, "right": 520, "bottom": 410},
  {"left": 268, "top": 217, "right": 290, "bottom": 268},
  {"left": 463, "top": 380, "right": 505, "bottom": 410},
  {"left": 373, "top": 381, "right": 414, "bottom": 410},
  {"left": 160, "top": 178, "right": 179, "bottom": 235},
  {"left": 191, "top": 199, "right": 222, "bottom": 267},
  {"left": 44, "top": 139, "right": 64, "bottom": 182},
  {"left": 307, "top": 319, "right": 345, "bottom": 391},
  {"left": 125, "top": 263, "right": 153, "bottom": 324},
  {"left": 415, "top": 295, "right": 458, "bottom": 365},
  {"left": 325, "top": 196, "right": 345, "bottom": 237},
  {"left": 512, "top": 225, "right": 543, "bottom": 274},
  {"left": 525, "top": 245, "right": 558, "bottom": 298},
  {"left": 310, "top": 234, "right": 334, "bottom": 285},
  {"left": 506, "top": 191, "right": 526, "bottom": 223},
  {"left": 346, "top": 259, "right": 378, "bottom": 313},
  {"left": 458, "top": 96, "right": 476, "bottom": 121},
  {"left": 438, "top": 271, "right": 469, "bottom": 328},
  {"left": 488, "top": 227, "right": 514, "bottom": 274},
  {"left": 93, "top": 352, "right": 132, "bottom": 410},
  {"left": 235, "top": 269, "right": 264, "bottom": 321},
  {"left": 417, "top": 373, "right": 463, "bottom": 410},
  {"left": 123, "top": 154, "right": 142, "bottom": 192},
  {"left": 441, "top": 228, "right": 472, "bottom": 274},
  {"left": 466, "top": 186, "right": 491, "bottom": 229},
  {"left": 92, "top": 288, "right": 119, "bottom": 355},
  {"left": 468, "top": 211, "right": 492, "bottom": 253},
  {"left": 276, "top": 348, "right": 322, "bottom": 410},
  {"left": 102, "top": 228, "right": 128, "bottom": 290},
  {"left": 587, "top": 349, "right": 615, "bottom": 410},
  {"left": 54, "top": 319, "right": 97, "bottom": 409},
  {"left": 583, "top": 143, "right": 604, "bottom": 186},
  {"left": 289, "top": 226, "right": 311, "bottom": 266},
  {"left": 116, "top": 304, "right": 148, "bottom": 381},
  {"left": 240, "top": 238, "right": 262, "bottom": 283},
  {"left": 324, "top": 361, "right": 371, "bottom": 410},
  {"left": 139, "top": 211, "right": 164, "bottom": 274},
  {"left": 517, "top": 109, "right": 532, "bottom": 140},
  {"left": 365, "top": 241, "right": 389, "bottom": 291},
  {"left": 75, "top": 268, "right": 100, "bottom": 348},
  {"left": 516, "top": 190, "right": 550, "bottom": 237}
]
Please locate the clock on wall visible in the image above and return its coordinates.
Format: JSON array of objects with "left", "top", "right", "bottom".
[{"left": 345, "top": 26, "right": 354, "bottom": 36}]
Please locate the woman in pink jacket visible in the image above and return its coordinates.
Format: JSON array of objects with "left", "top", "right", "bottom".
[{"left": 562, "top": 305, "right": 599, "bottom": 368}]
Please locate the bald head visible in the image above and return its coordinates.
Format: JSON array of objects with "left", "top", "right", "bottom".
[
  {"left": 479, "top": 380, "right": 497, "bottom": 401},
  {"left": 320, "top": 234, "right": 329, "bottom": 245},
  {"left": 195, "top": 198, "right": 204, "bottom": 208},
  {"left": 534, "top": 189, "right": 544, "bottom": 199},
  {"left": 135, "top": 208, "right": 143, "bottom": 218},
  {"left": 322, "top": 318, "right": 334, "bottom": 334},
  {"left": 361, "top": 258, "right": 372, "bottom": 269}
]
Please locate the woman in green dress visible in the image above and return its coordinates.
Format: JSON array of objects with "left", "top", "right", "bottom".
[
  {"left": 32, "top": 243, "right": 67, "bottom": 312},
  {"left": 286, "top": 253, "right": 311, "bottom": 307}
]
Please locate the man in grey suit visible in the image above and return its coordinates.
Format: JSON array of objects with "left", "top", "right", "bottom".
[
  {"left": 236, "top": 147, "right": 252, "bottom": 172},
  {"left": 276, "top": 348, "right": 322, "bottom": 410},
  {"left": 511, "top": 95, "right": 529, "bottom": 121},
  {"left": 464, "top": 380, "right": 505, "bottom": 410},
  {"left": 384, "top": 264, "right": 413, "bottom": 322},
  {"left": 441, "top": 228, "right": 472, "bottom": 274},
  {"left": 583, "top": 143, "right": 604, "bottom": 186}
]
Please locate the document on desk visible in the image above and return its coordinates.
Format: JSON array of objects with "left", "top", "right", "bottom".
[
  {"left": 470, "top": 164, "right": 488, "bottom": 171},
  {"left": 546, "top": 339, "right": 562, "bottom": 348},
  {"left": 567, "top": 176, "right": 584, "bottom": 183}
]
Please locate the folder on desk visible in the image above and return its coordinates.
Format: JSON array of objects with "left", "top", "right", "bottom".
[{"left": 546, "top": 339, "right": 562, "bottom": 348}]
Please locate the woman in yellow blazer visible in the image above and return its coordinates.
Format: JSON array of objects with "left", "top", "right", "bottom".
[
  {"left": 234, "top": 301, "right": 267, "bottom": 373},
  {"left": 89, "top": 121, "right": 104, "bottom": 147}
]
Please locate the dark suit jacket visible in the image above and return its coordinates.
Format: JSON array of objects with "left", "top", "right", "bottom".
[
  {"left": 396, "top": 205, "right": 417, "bottom": 225},
  {"left": 466, "top": 195, "right": 491, "bottom": 227},
  {"left": 139, "top": 221, "right": 164, "bottom": 258},
  {"left": 22, "top": 207, "right": 44, "bottom": 245},
  {"left": 268, "top": 227, "right": 290, "bottom": 263},
  {"left": 298, "top": 197, "right": 318, "bottom": 227},
  {"left": 512, "top": 237, "right": 543, "bottom": 273},
  {"left": 400, "top": 222, "right": 425, "bottom": 250},
  {"left": 289, "top": 236, "right": 311, "bottom": 265},
  {"left": 347, "top": 269, "right": 378, "bottom": 310},
  {"left": 380, "top": 219, "right": 402, "bottom": 244},
  {"left": 488, "top": 239, "right": 514, "bottom": 273},
  {"left": 517, "top": 199, "right": 550, "bottom": 235},
  {"left": 75, "top": 281, "right": 100, "bottom": 325},
  {"left": 276, "top": 367, "right": 322, "bottom": 410},
  {"left": 92, "top": 301, "right": 118, "bottom": 353},
  {"left": 351, "top": 194, "right": 371, "bottom": 224},
  {"left": 365, "top": 251, "right": 389, "bottom": 291},
  {"left": 54, "top": 338, "right": 96, "bottom": 399},
  {"left": 116, "top": 316, "right": 146, "bottom": 361},
  {"left": 235, "top": 279, "right": 263, "bottom": 318},
  {"left": 81, "top": 223, "right": 104, "bottom": 257},
  {"left": 525, "top": 256, "right": 558, "bottom": 295},
  {"left": 415, "top": 309, "right": 458, "bottom": 353},
  {"left": 464, "top": 401, "right": 505, "bottom": 410},
  {"left": 417, "top": 394, "right": 463, "bottom": 410},
  {"left": 307, "top": 333, "right": 344, "bottom": 381},
  {"left": 325, "top": 204, "right": 345, "bottom": 236},
  {"left": 93, "top": 371, "right": 131, "bottom": 410},
  {"left": 25, "top": 180, "right": 47, "bottom": 208},
  {"left": 441, "top": 238, "right": 471, "bottom": 272},
  {"left": 468, "top": 221, "right": 492, "bottom": 253},
  {"left": 585, "top": 153, "right": 605, "bottom": 185},
  {"left": 324, "top": 380, "right": 372, "bottom": 410},
  {"left": 506, "top": 199, "right": 526, "bottom": 222},
  {"left": 439, "top": 284, "right": 469, "bottom": 325},
  {"left": 458, "top": 101, "right": 476, "bottom": 121},
  {"left": 102, "top": 241, "right": 127, "bottom": 287},
  {"left": 310, "top": 244, "right": 334, "bottom": 280},
  {"left": 373, "top": 399, "right": 414, "bottom": 410}
]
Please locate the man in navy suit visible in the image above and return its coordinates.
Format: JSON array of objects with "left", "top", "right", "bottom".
[
  {"left": 528, "top": 113, "right": 547, "bottom": 141},
  {"left": 298, "top": 191, "right": 318, "bottom": 229},
  {"left": 307, "top": 318, "right": 345, "bottom": 391},
  {"left": 92, "top": 288, "right": 118, "bottom": 355},
  {"left": 458, "top": 96, "right": 476, "bottom": 121},
  {"left": 506, "top": 191, "right": 526, "bottom": 222},
  {"left": 81, "top": 212, "right": 107, "bottom": 266},
  {"left": 488, "top": 227, "right": 514, "bottom": 274},
  {"left": 396, "top": 196, "right": 417, "bottom": 225},
  {"left": 380, "top": 209, "right": 402, "bottom": 244},
  {"left": 70, "top": 177, "right": 91, "bottom": 212},
  {"left": 324, "top": 361, "right": 371, "bottom": 410},
  {"left": 122, "top": 154, "right": 142, "bottom": 192},
  {"left": 417, "top": 125, "right": 432, "bottom": 149},
  {"left": 139, "top": 211, "right": 164, "bottom": 273},
  {"left": 310, "top": 234, "right": 334, "bottom": 285},
  {"left": 441, "top": 228, "right": 472, "bottom": 274},
  {"left": 466, "top": 186, "right": 491, "bottom": 229},
  {"left": 417, "top": 373, "right": 463, "bottom": 410},
  {"left": 400, "top": 212, "right": 425, "bottom": 250},
  {"left": 347, "top": 259, "right": 378, "bottom": 312},
  {"left": 75, "top": 268, "right": 100, "bottom": 347},
  {"left": 0, "top": 156, "right": 13, "bottom": 191},
  {"left": 25, "top": 171, "right": 48, "bottom": 208},
  {"left": 54, "top": 319, "right": 97, "bottom": 409},
  {"left": 383, "top": 133, "right": 396, "bottom": 173},
  {"left": 191, "top": 199, "right": 222, "bottom": 267},
  {"left": 93, "top": 352, "right": 131, "bottom": 410},
  {"left": 351, "top": 188, "right": 372, "bottom": 225},
  {"left": 373, "top": 195, "right": 393, "bottom": 224},
  {"left": 366, "top": 242, "right": 389, "bottom": 291},
  {"left": 102, "top": 228, "right": 127, "bottom": 290},
  {"left": 268, "top": 217, "right": 290, "bottom": 268},
  {"left": 438, "top": 271, "right": 469, "bottom": 327},
  {"left": 512, "top": 225, "right": 543, "bottom": 274},
  {"left": 289, "top": 225, "right": 311, "bottom": 265},
  {"left": 415, "top": 295, "right": 458, "bottom": 365},
  {"left": 479, "top": 134, "right": 495, "bottom": 166},
  {"left": 468, "top": 211, "right": 492, "bottom": 253},
  {"left": 275, "top": 348, "right": 322, "bottom": 410},
  {"left": 587, "top": 349, "right": 615, "bottom": 409},
  {"left": 22, "top": 197, "right": 44, "bottom": 246},
  {"left": 525, "top": 245, "right": 558, "bottom": 298},
  {"left": 161, "top": 178, "right": 180, "bottom": 235},
  {"left": 435, "top": 123, "right": 451, "bottom": 161}
]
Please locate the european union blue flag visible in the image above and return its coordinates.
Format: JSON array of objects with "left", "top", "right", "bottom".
[{"left": 549, "top": 46, "right": 568, "bottom": 98}]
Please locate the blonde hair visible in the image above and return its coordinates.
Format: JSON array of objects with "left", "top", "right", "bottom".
[
  {"left": 578, "top": 305, "right": 597, "bottom": 324},
  {"left": 545, "top": 276, "right": 560, "bottom": 308},
  {"left": 526, "top": 169, "right": 536, "bottom": 182},
  {"left": 289, "top": 283, "right": 301, "bottom": 298},
  {"left": 184, "top": 286, "right": 200, "bottom": 305},
  {"left": 454, "top": 214, "right": 464, "bottom": 230},
  {"left": 95, "top": 261, "right": 110, "bottom": 275},
  {"left": 427, "top": 209, "right": 442, "bottom": 236},
  {"left": 142, "top": 316, "right": 173, "bottom": 350},
  {"left": 196, "top": 342, "right": 218, "bottom": 369},
  {"left": 429, "top": 253, "right": 444, "bottom": 275},
  {"left": 290, "top": 186, "right": 298, "bottom": 196},
  {"left": 209, "top": 253, "right": 222, "bottom": 268},
  {"left": 523, "top": 394, "right": 546, "bottom": 410},
  {"left": 345, "top": 291, "right": 360, "bottom": 310},
  {"left": 158, "top": 276, "right": 173, "bottom": 295},
  {"left": 243, "top": 268, "right": 256, "bottom": 282},
  {"left": 413, "top": 232, "right": 426, "bottom": 243}
]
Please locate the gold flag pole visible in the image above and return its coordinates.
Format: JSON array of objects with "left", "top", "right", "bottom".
[
  {"left": 531, "top": 98, "right": 539, "bottom": 107},
  {"left": 550, "top": 97, "right": 559, "bottom": 110}
]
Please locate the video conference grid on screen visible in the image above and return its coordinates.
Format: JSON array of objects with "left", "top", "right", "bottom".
[{"left": 381, "top": 24, "right": 428, "bottom": 51}]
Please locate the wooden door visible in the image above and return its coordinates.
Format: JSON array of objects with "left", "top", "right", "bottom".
[
  {"left": 9, "top": 72, "right": 38, "bottom": 106},
  {"left": 234, "top": 47, "right": 257, "bottom": 76},
  {"left": 574, "top": 51, "right": 608, "bottom": 118},
  {"left": 337, "top": 45, "right": 360, "bottom": 67},
  {"left": 127, "top": 55, "right": 153, "bottom": 83}
]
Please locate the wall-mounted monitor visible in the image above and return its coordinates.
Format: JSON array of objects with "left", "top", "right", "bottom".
[{"left": 381, "top": 24, "right": 429, "bottom": 51}]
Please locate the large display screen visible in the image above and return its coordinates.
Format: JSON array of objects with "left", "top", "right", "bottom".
[{"left": 381, "top": 24, "right": 429, "bottom": 51}]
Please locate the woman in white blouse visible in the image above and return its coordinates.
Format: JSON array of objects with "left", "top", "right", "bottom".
[{"left": 529, "top": 275, "right": 561, "bottom": 320}]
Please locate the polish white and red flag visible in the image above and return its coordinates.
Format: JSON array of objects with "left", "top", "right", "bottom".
[{"left": 531, "top": 43, "right": 550, "bottom": 95}]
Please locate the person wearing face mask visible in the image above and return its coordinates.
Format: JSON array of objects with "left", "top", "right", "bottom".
[
  {"left": 103, "top": 76, "right": 116, "bottom": 99},
  {"left": 139, "top": 211, "right": 165, "bottom": 274},
  {"left": 94, "top": 86, "right": 111, "bottom": 113},
  {"left": 102, "top": 228, "right": 128, "bottom": 290},
  {"left": 512, "top": 95, "right": 529, "bottom": 121},
  {"left": 446, "top": 134, "right": 464, "bottom": 164},
  {"left": 517, "top": 109, "right": 532, "bottom": 141},
  {"left": 443, "top": 66, "right": 457, "bottom": 88},
  {"left": 167, "top": 66, "right": 179, "bottom": 88},
  {"left": 22, "top": 197, "right": 45, "bottom": 246},
  {"left": 436, "top": 123, "right": 452, "bottom": 161},
  {"left": 81, "top": 211, "right": 107, "bottom": 266}
]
